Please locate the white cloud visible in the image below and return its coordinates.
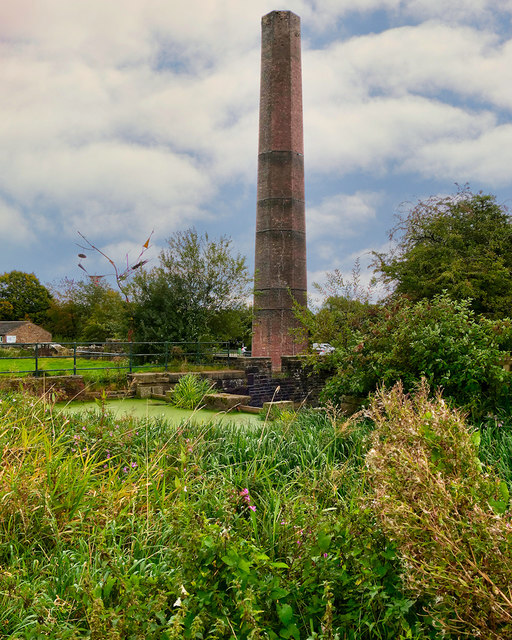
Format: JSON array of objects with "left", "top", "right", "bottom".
[
  {"left": 0, "top": 2, "right": 265, "bottom": 252},
  {"left": 0, "top": 0, "right": 286, "bottom": 68},
  {"left": 0, "top": 200, "right": 34, "bottom": 244},
  {"left": 405, "top": 123, "right": 512, "bottom": 185},
  {"left": 403, "top": 0, "right": 512, "bottom": 23},
  {"left": 0, "top": 141, "right": 213, "bottom": 239},
  {"left": 304, "top": 21, "right": 512, "bottom": 111},
  {"left": 305, "top": 96, "right": 494, "bottom": 175},
  {"left": 0, "top": 0, "right": 511, "bottom": 284},
  {"left": 344, "top": 23, "right": 512, "bottom": 109},
  {"left": 303, "top": 21, "right": 511, "bottom": 181},
  {"left": 126, "top": 49, "right": 261, "bottom": 179},
  {"left": 308, "top": 191, "right": 381, "bottom": 239}
]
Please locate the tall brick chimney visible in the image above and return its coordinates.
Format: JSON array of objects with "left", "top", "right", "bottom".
[{"left": 252, "top": 10, "right": 307, "bottom": 370}]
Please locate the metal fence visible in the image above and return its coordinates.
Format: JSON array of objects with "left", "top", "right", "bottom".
[{"left": 0, "top": 340, "right": 236, "bottom": 377}]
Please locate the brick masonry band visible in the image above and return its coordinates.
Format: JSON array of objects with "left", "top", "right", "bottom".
[{"left": 252, "top": 10, "right": 307, "bottom": 370}]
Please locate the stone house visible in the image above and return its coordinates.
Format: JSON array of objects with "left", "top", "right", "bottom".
[{"left": 0, "top": 321, "right": 52, "bottom": 344}]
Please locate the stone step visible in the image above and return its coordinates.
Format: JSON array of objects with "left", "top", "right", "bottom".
[
  {"left": 262, "top": 400, "right": 295, "bottom": 414},
  {"left": 238, "top": 404, "right": 261, "bottom": 414},
  {"left": 151, "top": 393, "right": 168, "bottom": 401},
  {"left": 129, "top": 372, "right": 171, "bottom": 384},
  {"left": 203, "top": 393, "right": 252, "bottom": 411}
]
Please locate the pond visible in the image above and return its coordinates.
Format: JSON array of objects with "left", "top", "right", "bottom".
[{"left": 57, "top": 397, "right": 262, "bottom": 426}]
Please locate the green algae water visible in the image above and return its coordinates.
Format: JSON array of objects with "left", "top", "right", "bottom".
[{"left": 58, "top": 397, "right": 260, "bottom": 426}]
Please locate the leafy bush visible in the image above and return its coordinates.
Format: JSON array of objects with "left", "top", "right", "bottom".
[
  {"left": 366, "top": 382, "right": 512, "bottom": 638},
  {"left": 170, "top": 373, "right": 214, "bottom": 409},
  {"left": 321, "top": 293, "right": 511, "bottom": 415}
]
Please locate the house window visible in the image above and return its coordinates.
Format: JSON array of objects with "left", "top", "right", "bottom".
[{"left": 0, "top": 336, "right": 3, "bottom": 343}]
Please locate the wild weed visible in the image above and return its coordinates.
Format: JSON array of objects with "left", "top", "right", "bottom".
[
  {"left": 169, "top": 373, "right": 214, "bottom": 409},
  {"left": 366, "top": 381, "right": 512, "bottom": 639}
]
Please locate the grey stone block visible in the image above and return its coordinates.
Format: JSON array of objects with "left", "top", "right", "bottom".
[
  {"left": 203, "top": 393, "right": 252, "bottom": 411},
  {"left": 137, "top": 385, "right": 152, "bottom": 398}
]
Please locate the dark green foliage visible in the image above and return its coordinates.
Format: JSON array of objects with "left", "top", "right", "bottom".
[
  {"left": 321, "top": 293, "right": 511, "bottom": 416},
  {"left": 131, "top": 228, "right": 251, "bottom": 343},
  {"left": 207, "top": 304, "right": 253, "bottom": 346},
  {"left": 0, "top": 270, "right": 52, "bottom": 324},
  {"left": 47, "top": 278, "right": 128, "bottom": 341},
  {"left": 130, "top": 268, "right": 192, "bottom": 343},
  {"left": 373, "top": 188, "right": 512, "bottom": 318}
]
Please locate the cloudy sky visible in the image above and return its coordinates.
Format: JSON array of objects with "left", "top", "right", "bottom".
[{"left": 1, "top": 0, "right": 512, "bottom": 299}]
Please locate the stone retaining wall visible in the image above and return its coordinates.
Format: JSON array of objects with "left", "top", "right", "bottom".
[
  {"left": 0, "top": 375, "right": 87, "bottom": 400},
  {"left": 130, "top": 370, "right": 248, "bottom": 399},
  {"left": 223, "top": 355, "right": 333, "bottom": 407},
  {"left": 128, "top": 358, "right": 332, "bottom": 408},
  {"left": 1, "top": 357, "right": 333, "bottom": 408}
]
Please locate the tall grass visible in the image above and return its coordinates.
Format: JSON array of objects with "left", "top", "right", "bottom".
[
  {"left": 0, "top": 390, "right": 437, "bottom": 639},
  {"left": 479, "top": 414, "right": 512, "bottom": 490},
  {"left": 5, "top": 386, "right": 512, "bottom": 638}
]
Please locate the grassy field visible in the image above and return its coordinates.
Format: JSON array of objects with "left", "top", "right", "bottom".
[
  {"left": 0, "top": 389, "right": 511, "bottom": 638},
  {"left": 0, "top": 356, "right": 235, "bottom": 380},
  {"left": 0, "top": 355, "right": 128, "bottom": 375}
]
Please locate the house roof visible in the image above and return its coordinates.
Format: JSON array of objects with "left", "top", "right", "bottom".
[{"left": 0, "top": 321, "right": 30, "bottom": 334}]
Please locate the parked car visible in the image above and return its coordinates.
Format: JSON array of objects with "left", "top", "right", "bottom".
[{"left": 312, "top": 342, "right": 335, "bottom": 355}]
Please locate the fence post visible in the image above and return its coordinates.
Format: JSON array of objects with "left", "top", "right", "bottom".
[
  {"left": 34, "top": 343, "right": 39, "bottom": 377},
  {"left": 164, "top": 341, "right": 169, "bottom": 371},
  {"left": 195, "top": 340, "right": 200, "bottom": 364},
  {"left": 73, "top": 343, "right": 77, "bottom": 376},
  {"left": 129, "top": 343, "right": 133, "bottom": 374}
]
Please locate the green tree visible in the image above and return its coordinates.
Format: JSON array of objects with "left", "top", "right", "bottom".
[
  {"left": 294, "top": 260, "right": 377, "bottom": 349},
  {"left": 321, "top": 293, "right": 511, "bottom": 416},
  {"left": 0, "top": 300, "right": 14, "bottom": 320},
  {"left": 48, "top": 278, "right": 128, "bottom": 341},
  {"left": 207, "top": 305, "right": 253, "bottom": 346},
  {"left": 131, "top": 228, "right": 251, "bottom": 343},
  {"left": 372, "top": 187, "right": 512, "bottom": 317},
  {"left": 0, "top": 271, "right": 52, "bottom": 325}
]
